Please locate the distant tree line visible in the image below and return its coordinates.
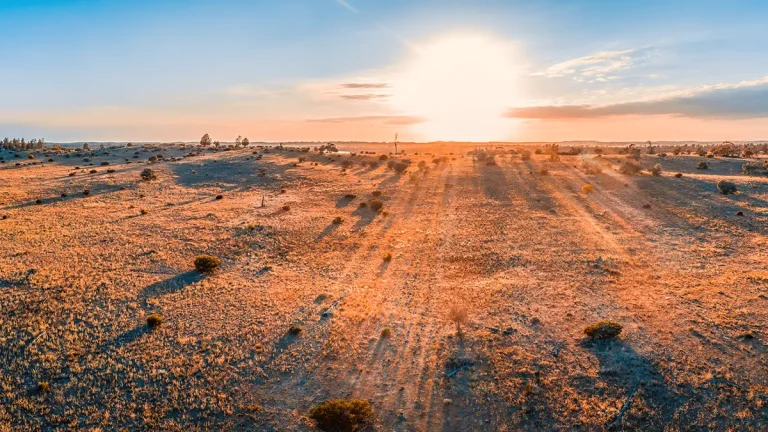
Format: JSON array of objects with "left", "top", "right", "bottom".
[
  {"left": 1, "top": 137, "right": 46, "bottom": 150},
  {"left": 199, "top": 134, "right": 250, "bottom": 150}
]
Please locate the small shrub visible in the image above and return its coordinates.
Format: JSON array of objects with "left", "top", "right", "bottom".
[
  {"left": 101, "top": 161, "right": 110, "bottom": 166},
  {"left": 584, "top": 321, "right": 623, "bottom": 339},
  {"left": 35, "top": 199, "right": 42, "bottom": 205},
  {"left": 344, "top": 194, "right": 356, "bottom": 199},
  {"left": 332, "top": 216, "right": 343, "bottom": 224},
  {"left": 140, "top": 168, "right": 157, "bottom": 181},
  {"left": 393, "top": 162, "right": 409, "bottom": 173},
  {"left": 381, "top": 328, "right": 392, "bottom": 338},
  {"left": 194, "top": 255, "right": 221, "bottom": 273},
  {"left": 37, "top": 382, "right": 50, "bottom": 394},
  {"left": 215, "top": 194, "right": 223, "bottom": 200},
  {"left": 696, "top": 161, "right": 709, "bottom": 170},
  {"left": 146, "top": 313, "right": 162, "bottom": 328},
  {"left": 309, "top": 399, "right": 374, "bottom": 432},
  {"left": 581, "top": 184, "right": 594, "bottom": 194},
  {"left": 743, "top": 163, "right": 760, "bottom": 175},
  {"left": 369, "top": 199, "right": 383, "bottom": 211},
  {"left": 448, "top": 305, "right": 469, "bottom": 335},
  {"left": 674, "top": 172, "right": 683, "bottom": 178},
  {"left": 89, "top": 169, "right": 97, "bottom": 174},
  {"left": 288, "top": 325, "right": 303, "bottom": 335},
  {"left": 619, "top": 160, "right": 641, "bottom": 175},
  {"left": 383, "top": 253, "right": 392, "bottom": 261},
  {"left": 359, "top": 202, "right": 367, "bottom": 208},
  {"left": 371, "top": 190, "right": 382, "bottom": 196},
  {"left": 282, "top": 205, "right": 290, "bottom": 211},
  {"left": 582, "top": 161, "right": 602, "bottom": 174},
  {"left": 650, "top": 164, "right": 662, "bottom": 176},
  {"left": 717, "top": 180, "right": 737, "bottom": 195},
  {"left": 521, "top": 150, "right": 531, "bottom": 161},
  {"left": 83, "top": 189, "right": 90, "bottom": 196},
  {"left": 539, "top": 168, "right": 549, "bottom": 175},
  {"left": 140, "top": 208, "right": 148, "bottom": 215},
  {"left": 378, "top": 154, "right": 388, "bottom": 161}
]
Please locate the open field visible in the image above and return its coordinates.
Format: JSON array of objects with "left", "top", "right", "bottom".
[{"left": 2, "top": 143, "right": 768, "bottom": 431}]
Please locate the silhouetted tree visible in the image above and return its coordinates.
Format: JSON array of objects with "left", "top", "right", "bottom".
[
  {"left": 242, "top": 137, "right": 250, "bottom": 147},
  {"left": 200, "top": 133, "right": 212, "bottom": 147}
]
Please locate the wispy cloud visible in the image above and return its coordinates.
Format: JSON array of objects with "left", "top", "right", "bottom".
[
  {"left": 334, "top": 0, "right": 359, "bottom": 14},
  {"left": 506, "top": 76, "right": 768, "bottom": 120},
  {"left": 307, "top": 115, "right": 424, "bottom": 125},
  {"left": 340, "top": 82, "right": 390, "bottom": 89},
  {"left": 534, "top": 49, "right": 637, "bottom": 80},
  {"left": 339, "top": 94, "right": 390, "bottom": 100}
]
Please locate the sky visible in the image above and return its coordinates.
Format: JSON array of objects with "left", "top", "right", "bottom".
[{"left": 2, "top": 0, "right": 768, "bottom": 143}]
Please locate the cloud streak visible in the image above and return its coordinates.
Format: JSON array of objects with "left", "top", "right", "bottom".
[
  {"left": 340, "top": 82, "right": 390, "bottom": 89},
  {"left": 339, "top": 94, "right": 390, "bottom": 100},
  {"left": 307, "top": 115, "right": 424, "bottom": 125},
  {"left": 334, "top": 0, "right": 359, "bottom": 14},
  {"left": 506, "top": 76, "right": 768, "bottom": 120},
  {"left": 534, "top": 49, "right": 637, "bottom": 80}
]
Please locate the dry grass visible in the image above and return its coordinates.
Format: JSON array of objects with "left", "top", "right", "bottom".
[{"left": 2, "top": 144, "right": 768, "bottom": 431}]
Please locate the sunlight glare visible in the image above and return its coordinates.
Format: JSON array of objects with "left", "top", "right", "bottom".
[{"left": 391, "top": 33, "right": 521, "bottom": 141}]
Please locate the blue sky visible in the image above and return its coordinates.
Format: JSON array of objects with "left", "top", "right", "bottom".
[{"left": 2, "top": 0, "right": 768, "bottom": 142}]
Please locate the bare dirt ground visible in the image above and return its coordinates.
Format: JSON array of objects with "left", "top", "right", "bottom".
[{"left": 2, "top": 143, "right": 768, "bottom": 431}]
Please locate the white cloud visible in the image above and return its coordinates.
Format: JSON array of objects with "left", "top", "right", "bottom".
[
  {"left": 334, "top": 0, "right": 359, "bottom": 14},
  {"left": 534, "top": 49, "right": 636, "bottom": 80}
]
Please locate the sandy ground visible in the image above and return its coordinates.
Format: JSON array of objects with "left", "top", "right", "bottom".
[{"left": 2, "top": 143, "right": 768, "bottom": 431}]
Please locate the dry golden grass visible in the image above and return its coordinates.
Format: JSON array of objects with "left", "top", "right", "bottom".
[{"left": 2, "top": 143, "right": 768, "bottom": 430}]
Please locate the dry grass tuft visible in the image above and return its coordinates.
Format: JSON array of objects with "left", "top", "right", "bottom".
[{"left": 581, "top": 184, "right": 594, "bottom": 194}]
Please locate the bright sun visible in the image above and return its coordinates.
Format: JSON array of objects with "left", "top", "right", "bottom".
[{"left": 390, "top": 33, "right": 521, "bottom": 142}]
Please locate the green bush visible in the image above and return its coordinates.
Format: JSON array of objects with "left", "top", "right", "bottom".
[
  {"left": 146, "top": 313, "right": 162, "bottom": 328},
  {"left": 194, "top": 255, "right": 221, "bottom": 273},
  {"left": 584, "top": 321, "right": 622, "bottom": 339},
  {"left": 369, "top": 199, "right": 383, "bottom": 211},
  {"left": 309, "top": 399, "right": 374, "bottom": 432}
]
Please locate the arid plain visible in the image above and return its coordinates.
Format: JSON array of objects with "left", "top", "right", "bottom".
[{"left": 2, "top": 141, "right": 768, "bottom": 431}]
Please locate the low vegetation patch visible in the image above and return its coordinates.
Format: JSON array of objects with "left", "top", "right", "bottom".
[
  {"left": 650, "top": 164, "right": 662, "bottom": 176},
  {"left": 581, "top": 184, "right": 594, "bottom": 194},
  {"left": 309, "top": 399, "right": 374, "bottom": 432},
  {"left": 288, "top": 325, "right": 303, "bottom": 335},
  {"left": 717, "top": 180, "right": 737, "bottom": 195},
  {"left": 146, "top": 313, "right": 162, "bottom": 328},
  {"left": 369, "top": 199, "right": 383, "bottom": 211},
  {"left": 697, "top": 161, "right": 709, "bottom": 170},
  {"left": 332, "top": 216, "right": 343, "bottom": 224},
  {"left": 140, "top": 168, "right": 157, "bottom": 181},
  {"left": 584, "top": 321, "right": 623, "bottom": 339},
  {"left": 194, "top": 255, "right": 221, "bottom": 273},
  {"left": 619, "top": 160, "right": 641, "bottom": 175}
]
